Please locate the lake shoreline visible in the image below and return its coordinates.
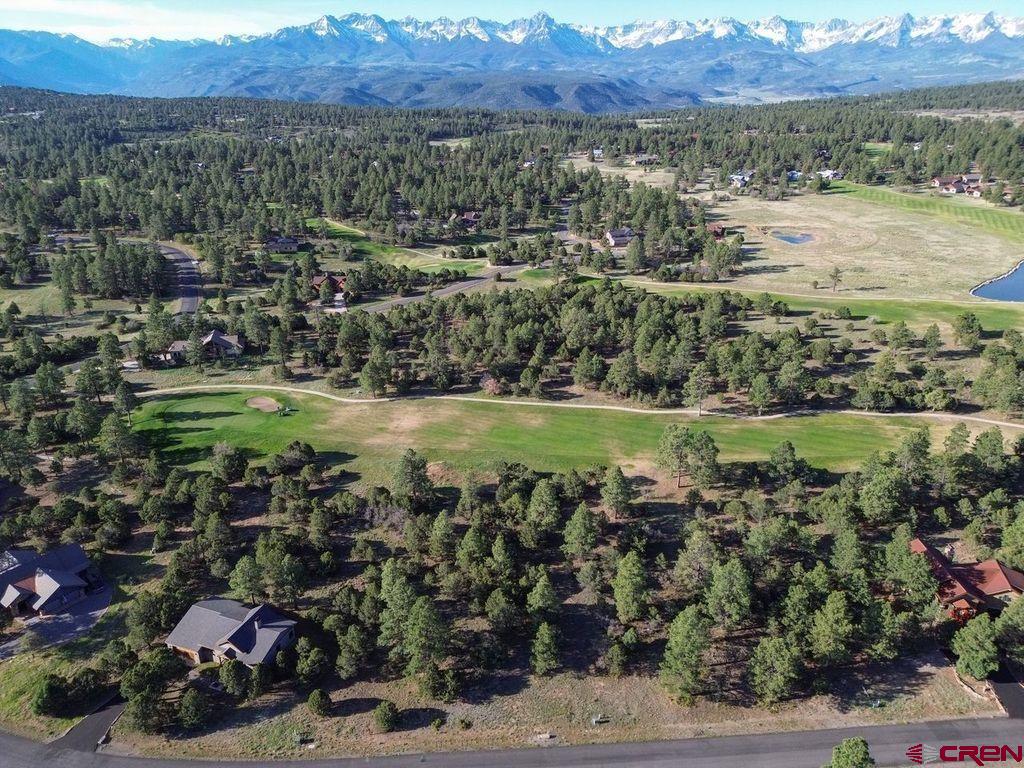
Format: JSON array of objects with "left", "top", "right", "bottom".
[{"left": 971, "top": 255, "right": 1024, "bottom": 302}]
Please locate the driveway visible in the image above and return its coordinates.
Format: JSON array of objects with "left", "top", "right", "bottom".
[
  {"left": 990, "top": 661, "right": 1024, "bottom": 718},
  {"left": 51, "top": 696, "right": 125, "bottom": 753},
  {"left": 0, "top": 586, "right": 112, "bottom": 661}
]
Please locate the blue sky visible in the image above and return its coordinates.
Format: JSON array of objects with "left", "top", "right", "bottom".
[{"left": 0, "top": 0, "right": 1014, "bottom": 41}]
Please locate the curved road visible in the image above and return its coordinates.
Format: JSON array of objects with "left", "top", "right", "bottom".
[
  {"left": 0, "top": 715, "right": 1020, "bottom": 768},
  {"left": 52, "top": 235, "right": 202, "bottom": 316},
  {"left": 362, "top": 262, "right": 529, "bottom": 314}
]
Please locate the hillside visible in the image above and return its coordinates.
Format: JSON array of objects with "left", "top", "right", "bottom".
[{"left": 2, "top": 12, "right": 1024, "bottom": 111}]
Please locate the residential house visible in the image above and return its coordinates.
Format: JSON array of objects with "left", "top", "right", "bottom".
[
  {"left": 201, "top": 330, "right": 244, "bottom": 358},
  {"left": 265, "top": 236, "right": 300, "bottom": 254},
  {"left": 911, "top": 538, "right": 1024, "bottom": 622},
  {"left": 729, "top": 171, "right": 753, "bottom": 189},
  {"left": 460, "top": 211, "right": 483, "bottom": 229},
  {"left": 940, "top": 181, "right": 966, "bottom": 195},
  {"left": 931, "top": 175, "right": 959, "bottom": 188},
  {"left": 816, "top": 169, "right": 844, "bottom": 181},
  {"left": 160, "top": 330, "right": 244, "bottom": 364},
  {"left": 605, "top": 227, "right": 636, "bottom": 248},
  {"left": 312, "top": 273, "right": 347, "bottom": 312},
  {"left": 633, "top": 153, "right": 660, "bottom": 166},
  {"left": 311, "top": 273, "right": 346, "bottom": 294},
  {"left": 166, "top": 598, "right": 297, "bottom": 667},
  {"left": 0, "top": 544, "right": 100, "bottom": 619},
  {"left": 159, "top": 339, "right": 190, "bottom": 365}
]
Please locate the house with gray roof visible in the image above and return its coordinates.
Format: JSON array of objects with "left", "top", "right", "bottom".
[
  {"left": 165, "top": 598, "right": 297, "bottom": 667},
  {"left": 0, "top": 543, "right": 100, "bottom": 618}
]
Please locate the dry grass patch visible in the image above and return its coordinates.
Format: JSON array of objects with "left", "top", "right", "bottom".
[{"left": 703, "top": 191, "right": 1022, "bottom": 300}]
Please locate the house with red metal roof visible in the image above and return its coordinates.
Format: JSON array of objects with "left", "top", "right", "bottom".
[{"left": 911, "top": 538, "right": 1024, "bottom": 621}]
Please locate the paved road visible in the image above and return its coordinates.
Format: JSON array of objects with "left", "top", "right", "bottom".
[
  {"left": 51, "top": 235, "right": 202, "bottom": 316},
  {"left": 0, "top": 716, "right": 1021, "bottom": 768},
  {"left": 158, "top": 243, "right": 201, "bottom": 316},
  {"left": 362, "top": 263, "right": 529, "bottom": 314}
]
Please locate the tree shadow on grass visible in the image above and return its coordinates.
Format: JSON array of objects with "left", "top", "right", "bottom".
[
  {"left": 155, "top": 411, "right": 239, "bottom": 423},
  {"left": 333, "top": 696, "right": 381, "bottom": 717},
  {"left": 396, "top": 706, "right": 448, "bottom": 731}
]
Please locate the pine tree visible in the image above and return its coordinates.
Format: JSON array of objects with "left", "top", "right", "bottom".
[
  {"left": 112, "top": 382, "right": 139, "bottom": 426},
  {"left": 748, "top": 635, "right": 802, "bottom": 705},
  {"left": 526, "top": 569, "right": 558, "bottom": 620},
  {"left": 612, "top": 550, "right": 647, "bottom": 624},
  {"left": 810, "top": 591, "right": 854, "bottom": 665},
  {"left": 952, "top": 614, "right": 999, "bottom": 680},
  {"left": 704, "top": 557, "right": 752, "bottom": 629},
  {"left": 659, "top": 605, "right": 709, "bottom": 704},
  {"left": 562, "top": 502, "right": 599, "bottom": 560},
  {"left": 378, "top": 558, "right": 416, "bottom": 653},
  {"left": 229, "top": 554, "right": 263, "bottom": 603},
  {"left": 404, "top": 596, "right": 447, "bottom": 675},
  {"left": 823, "top": 738, "right": 875, "bottom": 768},
  {"left": 97, "top": 412, "right": 138, "bottom": 464},
  {"left": 531, "top": 621, "right": 559, "bottom": 675},
  {"left": 178, "top": 688, "right": 209, "bottom": 731},
  {"left": 428, "top": 510, "right": 456, "bottom": 561},
  {"left": 523, "top": 478, "right": 560, "bottom": 548},
  {"left": 600, "top": 466, "right": 634, "bottom": 518}
]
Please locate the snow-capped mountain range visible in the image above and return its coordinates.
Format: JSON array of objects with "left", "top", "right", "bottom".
[
  {"left": 2, "top": 11, "right": 1024, "bottom": 112},
  {"left": 102, "top": 12, "right": 1024, "bottom": 52}
]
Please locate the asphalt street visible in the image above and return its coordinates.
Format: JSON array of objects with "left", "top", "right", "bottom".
[{"left": 2, "top": 715, "right": 1022, "bottom": 768}]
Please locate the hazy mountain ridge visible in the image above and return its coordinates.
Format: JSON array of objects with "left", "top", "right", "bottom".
[{"left": 2, "top": 11, "right": 1024, "bottom": 112}]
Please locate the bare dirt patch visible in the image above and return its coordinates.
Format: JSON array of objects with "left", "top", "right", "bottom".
[{"left": 246, "top": 396, "right": 281, "bottom": 413}]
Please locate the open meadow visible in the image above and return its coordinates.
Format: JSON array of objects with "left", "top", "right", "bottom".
[
  {"left": 702, "top": 184, "right": 1024, "bottom": 300},
  {"left": 565, "top": 156, "right": 1024, "bottom": 302}
]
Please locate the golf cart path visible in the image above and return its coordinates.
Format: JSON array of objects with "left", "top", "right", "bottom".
[{"left": 139, "top": 384, "right": 1024, "bottom": 430}]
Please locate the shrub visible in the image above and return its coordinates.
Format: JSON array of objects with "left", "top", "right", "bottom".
[
  {"left": 307, "top": 688, "right": 331, "bottom": 717},
  {"left": 372, "top": 700, "right": 399, "bottom": 732},
  {"left": 178, "top": 688, "right": 209, "bottom": 731}
]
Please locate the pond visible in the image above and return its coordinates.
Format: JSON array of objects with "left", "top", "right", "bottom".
[
  {"left": 771, "top": 230, "right": 814, "bottom": 245},
  {"left": 973, "top": 260, "right": 1024, "bottom": 302}
]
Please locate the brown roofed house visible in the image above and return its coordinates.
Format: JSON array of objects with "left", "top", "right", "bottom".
[
  {"left": 910, "top": 538, "right": 1024, "bottom": 622},
  {"left": 0, "top": 544, "right": 100, "bottom": 619},
  {"left": 312, "top": 273, "right": 346, "bottom": 293}
]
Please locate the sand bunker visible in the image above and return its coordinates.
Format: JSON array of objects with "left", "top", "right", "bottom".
[{"left": 246, "top": 396, "right": 281, "bottom": 413}]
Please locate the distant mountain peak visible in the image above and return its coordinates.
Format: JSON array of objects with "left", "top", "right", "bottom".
[{"left": 3, "top": 9, "right": 1024, "bottom": 114}]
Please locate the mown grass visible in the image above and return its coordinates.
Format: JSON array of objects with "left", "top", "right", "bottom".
[
  {"left": 630, "top": 280, "right": 1024, "bottom": 331},
  {"left": 861, "top": 142, "right": 892, "bottom": 162},
  {"left": 305, "top": 217, "right": 486, "bottom": 275},
  {"left": 831, "top": 181, "right": 1024, "bottom": 242},
  {"left": 132, "top": 390, "right": 1011, "bottom": 483}
]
